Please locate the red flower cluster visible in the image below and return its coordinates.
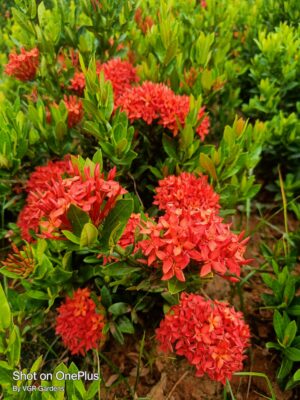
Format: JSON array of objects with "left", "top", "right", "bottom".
[
  {"left": 137, "top": 173, "right": 249, "bottom": 281},
  {"left": 156, "top": 293, "right": 250, "bottom": 384},
  {"left": 5, "top": 48, "right": 39, "bottom": 81},
  {"left": 17, "top": 159, "right": 126, "bottom": 241},
  {"left": 70, "top": 58, "right": 139, "bottom": 98},
  {"left": 154, "top": 173, "right": 220, "bottom": 213},
  {"left": 70, "top": 71, "right": 86, "bottom": 95},
  {"left": 63, "top": 95, "right": 84, "bottom": 127},
  {"left": 25, "top": 159, "right": 72, "bottom": 193},
  {"left": 100, "top": 58, "right": 139, "bottom": 99},
  {"left": 55, "top": 288, "right": 106, "bottom": 355},
  {"left": 115, "top": 81, "right": 210, "bottom": 140}
]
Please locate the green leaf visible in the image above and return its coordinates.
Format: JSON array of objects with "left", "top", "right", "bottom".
[
  {"left": 284, "top": 278, "right": 296, "bottom": 306},
  {"left": 100, "top": 199, "right": 133, "bottom": 250},
  {"left": 273, "top": 310, "right": 284, "bottom": 342},
  {"left": 12, "top": 8, "right": 35, "bottom": 36},
  {"left": 29, "top": 0, "right": 37, "bottom": 19},
  {"left": 80, "top": 223, "right": 98, "bottom": 248},
  {"left": 52, "top": 363, "right": 67, "bottom": 399},
  {"left": 102, "top": 262, "right": 141, "bottom": 277},
  {"left": 0, "top": 283, "right": 11, "bottom": 331},
  {"left": 293, "top": 369, "right": 300, "bottom": 382},
  {"left": 30, "top": 355, "right": 43, "bottom": 374},
  {"left": 86, "top": 379, "right": 101, "bottom": 399},
  {"left": 109, "top": 321, "right": 124, "bottom": 344},
  {"left": 199, "top": 153, "right": 217, "bottom": 180},
  {"left": 62, "top": 230, "right": 80, "bottom": 245},
  {"left": 108, "top": 302, "right": 130, "bottom": 317},
  {"left": 92, "top": 149, "right": 103, "bottom": 166},
  {"left": 67, "top": 204, "right": 90, "bottom": 236},
  {"left": 163, "top": 39, "right": 178, "bottom": 65},
  {"left": 162, "top": 133, "right": 178, "bottom": 159},
  {"left": 55, "top": 121, "right": 67, "bottom": 142},
  {"left": 117, "top": 316, "right": 135, "bottom": 334},
  {"left": 277, "top": 357, "right": 293, "bottom": 380},
  {"left": 167, "top": 277, "right": 186, "bottom": 295},
  {"left": 266, "top": 341, "right": 282, "bottom": 350},
  {"left": 26, "top": 290, "right": 49, "bottom": 300},
  {"left": 284, "top": 347, "right": 300, "bottom": 362},
  {"left": 0, "top": 362, "right": 13, "bottom": 385},
  {"left": 100, "top": 286, "right": 112, "bottom": 308},
  {"left": 7, "top": 325, "right": 21, "bottom": 367},
  {"left": 283, "top": 321, "right": 297, "bottom": 347},
  {"left": 287, "top": 305, "right": 300, "bottom": 316},
  {"left": 68, "top": 363, "right": 86, "bottom": 398},
  {"left": 180, "top": 124, "right": 194, "bottom": 151}
]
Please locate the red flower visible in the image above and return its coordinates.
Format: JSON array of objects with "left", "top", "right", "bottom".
[
  {"left": 116, "top": 81, "right": 210, "bottom": 139},
  {"left": 118, "top": 213, "right": 142, "bottom": 249},
  {"left": 25, "top": 159, "right": 72, "bottom": 193},
  {"left": 5, "top": 48, "right": 39, "bottom": 81},
  {"left": 156, "top": 293, "right": 250, "bottom": 384},
  {"left": 55, "top": 288, "right": 106, "bottom": 355},
  {"left": 154, "top": 173, "right": 220, "bottom": 214},
  {"left": 137, "top": 173, "right": 250, "bottom": 282},
  {"left": 17, "top": 158, "right": 127, "bottom": 241},
  {"left": 64, "top": 95, "right": 83, "bottom": 127},
  {"left": 70, "top": 58, "right": 139, "bottom": 100},
  {"left": 99, "top": 58, "right": 139, "bottom": 99},
  {"left": 69, "top": 72, "right": 86, "bottom": 95},
  {"left": 139, "top": 210, "right": 249, "bottom": 282}
]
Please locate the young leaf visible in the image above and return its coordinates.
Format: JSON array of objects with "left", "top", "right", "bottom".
[
  {"left": 199, "top": 153, "right": 217, "bottom": 180},
  {"left": 80, "top": 223, "right": 98, "bottom": 248}
]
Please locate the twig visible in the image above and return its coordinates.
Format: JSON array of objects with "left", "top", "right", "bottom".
[
  {"left": 166, "top": 370, "right": 189, "bottom": 400},
  {"left": 200, "top": 287, "right": 212, "bottom": 301},
  {"left": 246, "top": 349, "right": 254, "bottom": 399},
  {"left": 128, "top": 172, "right": 144, "bottom": 208}
]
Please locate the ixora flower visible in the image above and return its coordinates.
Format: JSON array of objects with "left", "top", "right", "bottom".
[
  {"left": 63, "top": 95, "right": 84, "bottom": 128},
  {"left": 138, "top": 173, "right": 250, "bottom": 282},
  {"left": 138, "top": 209, "right": 249, "bottom": 281},
  {"left": 156, "top": 293, "right": 250, "bottom": 384},
  {"left": 115, "top": 81, "right": 210, "bottom": 140},
  {"left": 5, "top": 48, "right": 39, "bottom": 81},
  {"left": 153, "top": 173, "right": 220, "bottom": 214},
  {"left": 1, "top": 243, "right": 34, "bottom": 278},
  {"left": 70, "top": 58, "right": 139, "bottom": 98},
  {"left": 17, "top": 158, "right": 126, "bottom": 241},
  {"left": 55, "top": 288, "right": 106, "bottom": 355}
]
